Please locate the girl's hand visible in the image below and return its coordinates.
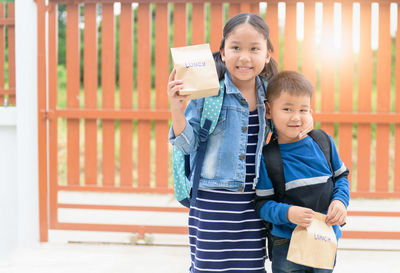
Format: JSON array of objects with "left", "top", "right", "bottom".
[
  {"left": 298, "top": 112, "right": 314, "bottom": 139},
  {"left": 287, "top": 205, "right": 315, "bottom": 228},
  {"left": 167, "top": 69, "right": 189, "bottom": 111},
  {"left": 325, "top": 200, "right": 347, "bottom": 226}
]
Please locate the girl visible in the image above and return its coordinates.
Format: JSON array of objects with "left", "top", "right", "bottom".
[{"left": 168, "top": 13, "right": 311, "bottom": 273}]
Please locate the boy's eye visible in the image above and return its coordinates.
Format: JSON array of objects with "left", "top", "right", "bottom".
[
  {"left": 300, "top": 109, "right": 309, "bottom": 113},
  {"left": 232, "top": 46, "right": 240, "bottom": 50},
  {"left": 283, "top": 108, "right": 291, "bottom": 112},
  {"left": 251, "top": 47, "right": 259, "bottom": 51}
]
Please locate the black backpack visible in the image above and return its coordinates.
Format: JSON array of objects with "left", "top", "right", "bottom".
[{"left": 255, "top": 129, "right": 334, "bottom": 261}]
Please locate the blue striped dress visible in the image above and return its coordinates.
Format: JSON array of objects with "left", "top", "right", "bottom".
[{"left": 188, "top": 109, "right": 267, "bottom": 273}]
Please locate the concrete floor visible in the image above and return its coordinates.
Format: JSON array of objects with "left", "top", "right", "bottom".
[{"left": 1, "top": 239, "right": 400, "bottom": 273}]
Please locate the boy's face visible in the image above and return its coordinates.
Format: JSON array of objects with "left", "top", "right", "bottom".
[{"left": 266, "top": 91, "right": 312, "bottom": 144}]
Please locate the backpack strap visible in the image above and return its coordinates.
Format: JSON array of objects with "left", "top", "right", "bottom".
[
  {"left": 261, "top": 134, "right": 285, "bottom": 261},
  {"left": 262, "top": 135, "right": 286, "bottom": 202},
  {"left": 189, "top": 80, "right": 225, "bottom": 207},
  {"left": 308, "top": 129, "right": 334, "bottom": 180},
  {"left": 200, "top": 80, "right": 225, "bottom": 133}
]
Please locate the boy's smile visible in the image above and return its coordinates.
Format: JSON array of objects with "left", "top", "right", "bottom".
[{"left": 266, "top": 91, "right": 313, "bottom": 144}]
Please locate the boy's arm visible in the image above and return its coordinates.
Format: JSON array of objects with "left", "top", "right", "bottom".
[
  {"left": 329, "top": 135, "right": 350, "bottom": 207},
  {"left": 255, "top": 156, "right": 292, "bottom": 225},
  {"left": 326, "top": 135, "right": 350, "bottom": 225}
]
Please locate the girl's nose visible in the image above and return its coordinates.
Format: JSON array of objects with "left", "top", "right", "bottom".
[{"left": 239, "top": 52, "right": 251, "bottom": 62}]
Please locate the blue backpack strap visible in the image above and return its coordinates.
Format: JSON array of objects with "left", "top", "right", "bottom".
[
  {"left": 190, "top": 80, "right": 225, "bottom": 207},
  {"left": 308, "top": 129, "right": 334, "bottom": 180},
  {"left": 200, "top": 80, "right": 225, "bottom": 133}
]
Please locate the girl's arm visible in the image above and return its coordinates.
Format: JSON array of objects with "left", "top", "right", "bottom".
[
  {"left": 167, "top": 69, "right": 189, "bottom": 136},
  {"left": 168, "top": 69, "right": 202, "bottom": 154}
]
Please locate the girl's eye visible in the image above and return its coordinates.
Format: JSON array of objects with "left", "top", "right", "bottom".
[
  {"left": 232, "top": 46, "right": 240, "bottom": 50},
  {"left": 283, "top": 108, "right": 291, "bottom": 112},
  {"left": 251, "top": 47, "right": 259, "bottom": 51}
]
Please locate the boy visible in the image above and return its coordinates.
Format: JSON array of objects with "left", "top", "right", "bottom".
[{"left": 255, "top": 71, "right": 350, "bottom": 273}]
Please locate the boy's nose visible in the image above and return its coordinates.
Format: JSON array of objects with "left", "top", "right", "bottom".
[{"left": 290, "top": 113, "right": 300, "bottom": 121}]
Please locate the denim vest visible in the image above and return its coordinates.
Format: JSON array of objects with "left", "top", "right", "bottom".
[{"left": 169, "top": 72, "right": 270, "bottom": 192}]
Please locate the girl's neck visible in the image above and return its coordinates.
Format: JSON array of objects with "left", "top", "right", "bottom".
[{"left": 231, "top": 78, "right": 257, "bottom": 93}]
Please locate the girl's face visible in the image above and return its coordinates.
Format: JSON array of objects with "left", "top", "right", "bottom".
[
  {"left": 221, "top": 23, "right": 271, "bottom": 87},
  {"left": 266, "top": 91, "right": 313, "bottom": 144}
]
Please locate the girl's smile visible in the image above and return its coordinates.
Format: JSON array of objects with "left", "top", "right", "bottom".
[{"left": 220, "top": 23, "right": 271, "bottom": 89}]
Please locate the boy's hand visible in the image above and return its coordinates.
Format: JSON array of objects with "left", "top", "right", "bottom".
[
  {"left": 287, "top": 206, "right": 315, "bottom": 228},
  {"left": 326, "top": 200, "right": 347, "bottom": 226},
  {"left": 298, "top": 112, "right": 313, "bottom": 139},
  {"left": 167, "top": 69, "right": 190, "bottom": 111}
]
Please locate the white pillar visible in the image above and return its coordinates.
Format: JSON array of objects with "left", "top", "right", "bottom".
[
  {"left": 0, "top": 108, "right": 17, "bottom": 256},
  {"left": 15, "top": 0, "right": 40, "bottom": 248}
]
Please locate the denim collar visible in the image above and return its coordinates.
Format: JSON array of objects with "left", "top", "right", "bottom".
[{"left": 223, "top": 71, "right": 266, "bottom": 103}]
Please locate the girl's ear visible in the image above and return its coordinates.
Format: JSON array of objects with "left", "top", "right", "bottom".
[
  {"left": 220, "top": 49, "right": 225, "bottom": 62},
  {"left": 265, "top": 102, "right": 272, "bottom": 119},
  {"left": 265, "top": 50, "right": 272, "bottom": 64}
]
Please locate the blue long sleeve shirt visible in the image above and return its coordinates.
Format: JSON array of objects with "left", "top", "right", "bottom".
[{"left": 255, "top": 134, "right": 350, "bottom": 240}]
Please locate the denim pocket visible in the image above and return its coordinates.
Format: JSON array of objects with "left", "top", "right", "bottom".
[{"left": 273, "top": 237, "right": 289, "bottom": 246}]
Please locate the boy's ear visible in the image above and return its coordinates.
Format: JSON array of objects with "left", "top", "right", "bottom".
[{"left": 265, "top": 102, "right": 272, "bottom": 119}]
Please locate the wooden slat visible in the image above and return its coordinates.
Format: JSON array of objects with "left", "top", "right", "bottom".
[
  {"left": 320, "top": 0, "right": 335, "bottom": 136},
  {"left": 239, "top": 3, "right": 250, "bottom": 13},
  {"left": 284, "top": 0, "right": 297, "bottom": 70},
  {"left": 66, "top": 3, "right": 80, "bottom": 185},
  {"left": 58, "top": 185, "right": 174, "bottom": 194},
  {"left": 173, "top": 3, "right": 186, "bottom": 47},
  {"left": 210, "top": 3, "right": 223, "bottom": 52},
  {"left": 375, "top": 2, "right": 391, "bottom": 192},
  {"left": 58, "top": 203, "right": 188, "bottom": 213},
  {"left": 191, "top": 3, "right": 205, "bottom": 44},
  {"left": 266, "top": 1, "right": 279, "bottom": 68},
  {"left": 396, "top": 3, "right": 400, "bottom": 193},
  {"left": 119, "top": 3, "right": 133, "bottom": 187},
  {"left": 137, "top": 3, "right": 151, "bottom": 188},
  {"left": 48, "top": 4, "right": 58, "bottom": 228},
  {"left": 303, "top": 1, "right": 316, "bottom": 109},
  {"left": 6, "top": 3, "right": 15, "bottom": 105},
  {"left": 55, "top": 108, "right": 171, "bottom": 120},
  {"left": 101, "top": 3, "right": 115, "bottom": 186},
  {"left": 84, "top": 3, "right": 98, "bottom": 185},
  {"left": 0, "top": 4, "right": 4, "bottom": 105},
  {"left": 55, "top": 222, "right": 187, "bottom": 235},
  {"left": 338, "top": 0, "right": 353, "bottom": 184},
  {"left": 357, "top": 0, "right": 372, "bottom": 192},
  {"left": 250, "top": 2, "right": 259, "bottom": 15},
  {"left": 228, "top": 3, "right": 240, "bottom": 19},
  {"left": 155, "top": 3, "right": 169, "bottom": 189},
  {"left": 48, "top": 2, "right": 58, "bottom": 229},
  {"left": 37, "top": 0, "right": 48, "bottom": 242}
]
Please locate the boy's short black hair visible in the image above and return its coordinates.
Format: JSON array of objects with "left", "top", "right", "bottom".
[{"left": 266, "top": 71, "right": 314, "bottom": 103}]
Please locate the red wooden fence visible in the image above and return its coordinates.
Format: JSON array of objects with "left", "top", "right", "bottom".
[
  {"left": 0, "top": 2, "right": 14, "bottom": 106},
  {"left": 36, "top": 0, "right": 400, "bottom": 242}
]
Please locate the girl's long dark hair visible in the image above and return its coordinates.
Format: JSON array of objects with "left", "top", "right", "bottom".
[{"left": 213, "top": 13, "right": 278, "bottom": 81}]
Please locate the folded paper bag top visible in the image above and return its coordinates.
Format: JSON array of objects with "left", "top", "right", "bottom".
[
  {"left": 287, "top": 212, "right": 338, "bottom": 270},
  {"left": 170, "top": 44, "right": 220, "bottom": 100}
]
